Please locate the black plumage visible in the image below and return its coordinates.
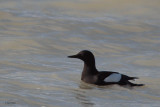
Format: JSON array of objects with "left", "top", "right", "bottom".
[{"left": 68, "top": 50, "right": 144, "bottom": 87}]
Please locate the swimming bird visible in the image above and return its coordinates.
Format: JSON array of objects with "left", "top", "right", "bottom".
[{"left": 68, "top": 50, "right": 144, "bottom": 86}]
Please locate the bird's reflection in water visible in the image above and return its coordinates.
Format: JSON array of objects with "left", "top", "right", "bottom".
[
  {"left": 73, "top": 82, "right": 95, "bottom": 107},
  {"left": 73, "top": 81, "right": 136, "bottom": 107},
  {"left": 75, "top": 93, "right": 94, "bottom": 107},
  {"left": 80, "top": 81, "right": 136, "bottom": 90}
]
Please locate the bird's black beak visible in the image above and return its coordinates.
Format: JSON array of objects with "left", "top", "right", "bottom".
[{"left": 68, "top": 54, "right": 79, "bottom": 58}]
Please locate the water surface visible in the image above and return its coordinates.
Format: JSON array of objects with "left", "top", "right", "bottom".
[{"left": 0, "top": 0, "right": 160, "bottom": 107}]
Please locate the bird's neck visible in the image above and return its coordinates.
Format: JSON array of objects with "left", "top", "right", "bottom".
[{"left": 82, "top": 61, "right": 98, "bottom": 75}]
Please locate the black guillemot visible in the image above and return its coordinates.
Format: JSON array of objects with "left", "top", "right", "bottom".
[{"left": 68, "top": 50, "right": 144, "bottom": 86}]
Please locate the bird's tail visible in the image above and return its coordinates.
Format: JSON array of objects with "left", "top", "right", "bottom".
[
  {"left": 127, "top": 81, "right": 144, "bottom": 87},
  {"left": 128, "top": 76, "right": 139, "bottom": 81}
]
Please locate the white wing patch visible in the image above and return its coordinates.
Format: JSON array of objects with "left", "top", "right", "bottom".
[{"left": 104, "top": 73, "right": 121, "bottom": 82}]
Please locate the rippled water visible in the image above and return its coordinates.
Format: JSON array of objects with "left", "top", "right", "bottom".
[{"left": 0, "top": 0, "right": 160, "bottom": 107}]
